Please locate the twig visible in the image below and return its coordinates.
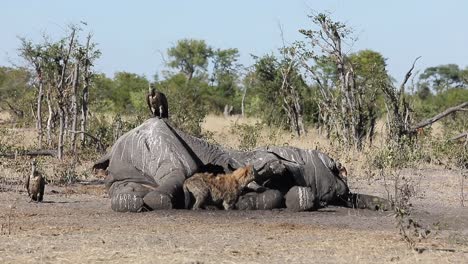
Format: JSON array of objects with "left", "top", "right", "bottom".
[{"left": 450, "top": 131, "right": 468, "bottom": 142}]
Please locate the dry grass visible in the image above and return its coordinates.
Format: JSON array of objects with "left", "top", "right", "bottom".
[
  {"left": 201, "top": 115, "right": 452, "bottom": 180},
  {"left": 202, "top": 115, "right": 379, "bottom": 179}
]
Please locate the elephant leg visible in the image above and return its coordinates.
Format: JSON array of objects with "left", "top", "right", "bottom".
[
  {"left": 109, "top": 181, "right": 153, "bottom": 212},
  {"left": 285, "top": 186, "right": 318, "bottom": 212},
  {"left": 222, "top": 196, "right": 237, "bottom": 210},
  {"left": 143, "top": 169, "right": 186, "bottom": 210},
  {"left": 236, "top": 189, "right": 284, "bottom": 210}
]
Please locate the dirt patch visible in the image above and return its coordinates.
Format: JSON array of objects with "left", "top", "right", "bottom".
[{"left": 1, "top": 169, "right": 467, "bottom": 263}]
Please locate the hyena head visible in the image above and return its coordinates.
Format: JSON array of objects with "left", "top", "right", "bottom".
[{"left": 233, "top": 165, "right": 256, "bottom": 187}]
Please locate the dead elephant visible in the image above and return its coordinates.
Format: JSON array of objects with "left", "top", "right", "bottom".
[{"left": 93, "top": 118, "right": 391, "bottom": 212}]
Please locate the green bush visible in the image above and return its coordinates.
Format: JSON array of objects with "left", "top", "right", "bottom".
[
  {"left": 158, "top": 74, "right": 207, "bottom": 137},
  {"left": 230, "top": 122, "right": 263, "bottom": 151}
]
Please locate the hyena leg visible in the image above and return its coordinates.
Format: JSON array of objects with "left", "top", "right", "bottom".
[{"left": 192, "top": 190, "right": 209, "bottom": 210}]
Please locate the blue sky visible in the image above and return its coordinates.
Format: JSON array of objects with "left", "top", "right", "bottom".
[{"left": 1, "top": 0, "right": 467, "bottom": 82}]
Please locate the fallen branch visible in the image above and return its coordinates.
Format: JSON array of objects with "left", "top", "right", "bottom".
[
  {"left": 0, "top": 149, "right": 57, "bottom": 158},
  {"left": 409, "top": 101, "right": 468, "bottom": 133},
  {"left": 450, "top": 132, "right": 468, "bottom": 142}
]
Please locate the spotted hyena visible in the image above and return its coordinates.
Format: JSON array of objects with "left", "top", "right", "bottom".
[{"left": 183, "top": 165, "right": 256, "bottom": 210}]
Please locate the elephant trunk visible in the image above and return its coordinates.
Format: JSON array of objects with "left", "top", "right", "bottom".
[{"left": 340, "top": 193, "right": 393, "bottom": 211}]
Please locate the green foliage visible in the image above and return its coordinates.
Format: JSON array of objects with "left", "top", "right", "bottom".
[
  {"left": 247, "top": 55, "right": 283, "bottom": 125},
  {"left": 158, "top": 74, "right": 207, "bottom": 137},
  {"left": 419, "top": 64, "right": 467, "bottom": 93},
  {"left": 0, "top": 128, "right": 17, "bottom": 153},
  {"left": 0, "top": 67, "right": 34, "bottom": 121},
  {"left": 247, "top": 53, "right": 308, "bottom": 130},
  {"left": 413, "top": 64, "right": 468, "bottom": 128},
  {"left": 167, "top": 39, "right": 212, "bottom": 80},
  {"left": 371, "top": 136, "right": 427, "bottom": 170},
  {"left": 412, "top": 87, "right": 468, "bottom": 120},
  {"left": 90, "top": 73, "right": 115, "bottom": 112},
  {"left": 89, "top": 72, "right": 150, "bottom": 116},
  {"left": 230, "top": 122, "right": 263, "bottom": 151},
  {"left": 299, "top": 13, "right": 391, "bottom": 149},
  {"left": 211, "top": 48, "right": 240, "bottom": 98},
  {"left": 112, "top": 72, "right": 149, "bottom": 113}
]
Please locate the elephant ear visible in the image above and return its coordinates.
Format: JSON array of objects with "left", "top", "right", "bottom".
[
  {"left": 93, "top": 151, "right": 111, "bottom": 171},
  {"left": 225, "top": 157, "right": 244, "bottom": 172}
]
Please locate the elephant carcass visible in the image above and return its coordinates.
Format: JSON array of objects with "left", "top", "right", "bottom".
[
  {"left": 97, "top": 118, "right": 201, "bottom": 211},
  {"left": 93, "top": 118, "right": 391, "bottom": 212}
]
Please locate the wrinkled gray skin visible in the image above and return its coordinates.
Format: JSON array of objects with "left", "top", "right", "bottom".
[{"left": 93, "top": 118, "right": 391, "bottom": 212}]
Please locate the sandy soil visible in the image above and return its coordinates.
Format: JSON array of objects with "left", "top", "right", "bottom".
[{"left": 1, "top": 168, "right": 467, "bottom": 264}]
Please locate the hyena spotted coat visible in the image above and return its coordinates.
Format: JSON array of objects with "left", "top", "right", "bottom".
[{"left": 183, "top": 165, "right": 255, "bottom": 210}]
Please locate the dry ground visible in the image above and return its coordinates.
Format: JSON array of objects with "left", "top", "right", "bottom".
[
  {"left": 0, "top": 114, "right": 467, "bottom": 263},
  {"left": 0, "top": 169, "right": 467, "bottom": 264}
]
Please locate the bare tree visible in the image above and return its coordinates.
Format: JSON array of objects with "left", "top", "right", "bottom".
[
  {"left": 70, "top": 63, "right": 79, "bottom": 153},
  {"left": 278, "top": 45, "right": 306, "bottom": 136},
  {"left": 81, "top": 34, "right": 93, "bottom": 145},
  {"left": 45, "top": 86, "right": 54, "bottom": 146},
  {"left": 19, "top": 24, "right": 100, "bottom": 160},
  {"left": 278, "top": 25, "right": 306, "bottom": 136},
  {"left": 381, "top": 57, "right": 420, "bottom": 140},
  {"left": 299, "top": 13, "right": 379, "bottom": 150}
]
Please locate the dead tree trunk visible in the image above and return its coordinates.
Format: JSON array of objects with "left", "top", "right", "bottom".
[
  {"left": 241, "top": 86, "right": 247, "bottom": 118},
  {"left": 223, "top": 105, "right": 233, "bottom": 118},
  {"left": 36, "top": 79, "right": 44, "bottom": 148},
  {"left": 57, "top": 107, "right": 65, "bottom": 159},
  {"left": 382, "top": 57, "right": 420, "bottom": 141},
  {"left": 81, "top": 34, "right": 92, "bottom": 146},
  {"left": 56, "top": 29, "right": 76, "bottom": 160},
  {"left": 46, "top": 88, "right": 53, "bottom": 146},
  {"left": 70, "top": 63, "right": 79, "bottom": 153},
  {"left": 279, "top": 49, "right": 306, "bottom": 136}
]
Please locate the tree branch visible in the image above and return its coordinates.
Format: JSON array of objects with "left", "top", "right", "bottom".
[
  {"left": 399, "top": 56, "right": 421, "bottom": 97},
  {"left": 409, "top": 101, "right": 468, "bottom": 132},
  {"left": 0, "top": 149, "right": 57, "bottom": 158}
]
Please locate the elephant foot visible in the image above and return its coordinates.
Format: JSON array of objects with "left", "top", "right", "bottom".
[
  {"left": 111, "top": 193, "right": 147, "bottom": 212},
  {"left": 143, "top": 190, "right": 173, "bottom": 210},
  {"left": 285, "top": 186, "right": 318, "bottom": 212},
  {"left": 109, "top": 181, "right": 153, "bottom": 212},
  {"left": 236, "top": 189, "right": 284, "bottom": 210}
]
